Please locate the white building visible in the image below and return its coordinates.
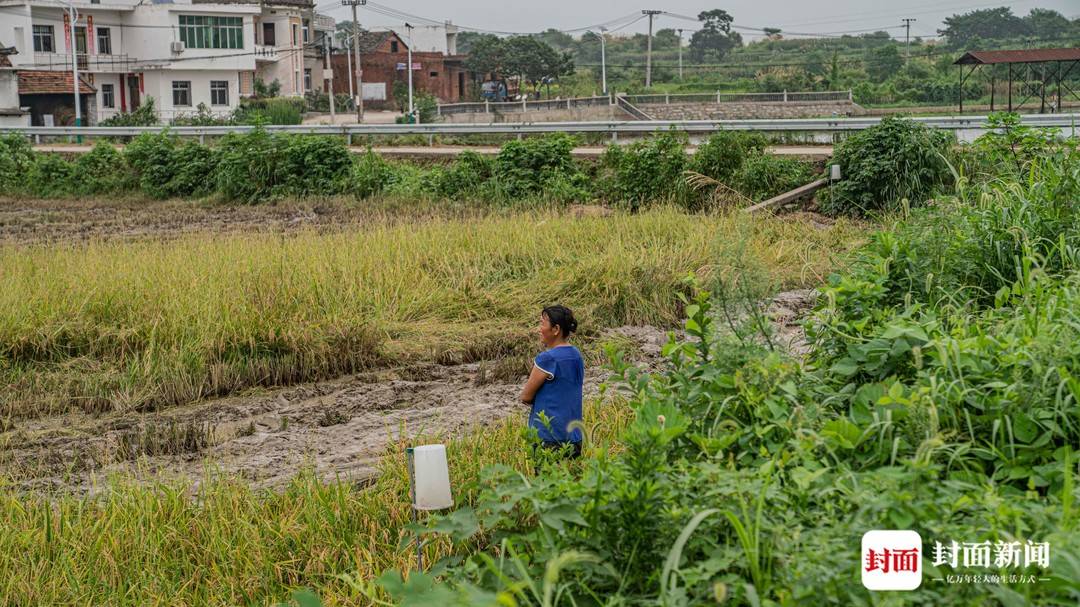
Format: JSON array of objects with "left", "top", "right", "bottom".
[
  {"left": 0, "top": 0, "right": 333, "bottom": 125},
  {"left": 396, "top": 22, "right": 458, "bottom": 55}
]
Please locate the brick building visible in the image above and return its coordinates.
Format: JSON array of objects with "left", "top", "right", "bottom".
[{"left": 330, "top": 30, "right": 473, "bottom": 109}]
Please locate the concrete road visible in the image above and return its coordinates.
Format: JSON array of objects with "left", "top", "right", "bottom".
[{"left": 32, "top": 144, "right": 834, "bottom": 158}]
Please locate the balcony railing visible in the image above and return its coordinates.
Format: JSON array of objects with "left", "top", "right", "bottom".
[
  {"left": 31, "top": 52, "right": 136, "bottom": 72},
  {"left": 254, "top": 45, "right": 279, "bottom": 62}
]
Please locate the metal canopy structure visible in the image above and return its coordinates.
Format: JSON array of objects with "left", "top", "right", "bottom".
[{"left": 954, "top": 47, "right": 1080, "bottom": 114}]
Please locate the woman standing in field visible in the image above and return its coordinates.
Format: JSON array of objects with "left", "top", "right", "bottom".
[{"left": 519, "top": 305, "right": 584, "bottom": 458}]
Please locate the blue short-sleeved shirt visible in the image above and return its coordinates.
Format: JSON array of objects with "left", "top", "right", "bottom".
[{"left": 529, "top": 345, "right": 584, "bottom": 443}]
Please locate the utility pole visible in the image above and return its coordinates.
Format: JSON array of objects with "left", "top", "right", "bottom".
[
  {"left": 901, "top": 18, "right": 916, "bottom": 61},
  {"left": 642, "top": 10, "right": 661, "bottom": 88},
  {"left": 406, "top": 22, "right": 412, "bottom": 121},
  {"left": 342, "top": 0, "right": 366, "bottom": 122},
  {"left": 326, "top": 33, "right": 335, "bottom": 120},
  {"left": 62, "top": 0, "right": 81, "bottom": 129},
  {"left": 676, "top": 28, "right": 683, "bottom": 80},
  {"left": 598, "top": 26, "right": 608, "bottom": 95}
]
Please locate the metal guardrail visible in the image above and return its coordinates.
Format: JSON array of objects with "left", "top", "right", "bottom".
[
  {"left": 3, "top": 114, "right": 1077, "bottom": 140},
  {"left": 437, "top": 95, "right": 611, "bottom": 116},
  {"left": 624, "top": 90, "right": 853, "bottom": 105}
]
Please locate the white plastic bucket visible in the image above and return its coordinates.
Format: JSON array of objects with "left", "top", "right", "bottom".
[{"left": 409, "top": 444, "right": 453, "bottom": 511}]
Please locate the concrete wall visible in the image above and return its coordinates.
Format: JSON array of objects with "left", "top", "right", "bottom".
[
  {"left": 442, "top": 104, "right": 627, "bottom": 123},
  {"left": 639, "top": 100, "right": 861, "bottom": 120}
]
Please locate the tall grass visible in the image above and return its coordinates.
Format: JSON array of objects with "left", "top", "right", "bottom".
[
  {"left": 0, "top": 208, "right": 860, "bottom": 418},
  {"left": 0, "top": 398, "right": 631, "bottom": 606}
]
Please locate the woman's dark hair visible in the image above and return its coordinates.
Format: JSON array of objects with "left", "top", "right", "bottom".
[{"left": 542, "top": 305, "right": 578, "bottom": 337}]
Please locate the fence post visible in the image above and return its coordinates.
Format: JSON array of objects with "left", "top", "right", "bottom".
[
  {"left": 567, "top": 99, "right": 571, "bottom": 110},
  {"left": 716, "top": 90, "right": 721, "bottom": 104},
  {"left": 199, "top": 134, "right": 205, "bottom": 144},
  {"left": 522, "top": 98, "right": 527, "bottom": 113},
  {"left": 783, "top": 89, "right": 788, "bottom": 103},
  {"left": 848, "top": 89, "right": 853, "bottom": 102},
  {"left": 485, "top": 100, "right": 490, "bottom": 114},
  {"left": 665, "top": 93, "right": 670, "bottom": 104},
  {"left": 347, "top": 132, "right": 353, "bottom": 146},
  {"left": 611, "top": 131, "right": 618, "bottom": 143},
  {"left": 34, "top": 134, "right": 41, "bottom": 145},
  {"left": 437, "top": 104, "right": 442, "bottom": 117}
]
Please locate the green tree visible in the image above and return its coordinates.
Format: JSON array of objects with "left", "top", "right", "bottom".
[
  {"left": 1023, "top": 8, "right": 1071, "bottom": 40},
  {"left": 867, "top": 45, "right": 902, "bottom": 84},
  {"left": 688, "top": 9, "right": 741, "bottom": 62},
  {"left": 938, "top": 7, "right": 1030, "bottom": 48},
  {"left": 463, "top": 34, "right": 506, "bottom": 78},
  {"left": 503, "top": 36, "right": 574, "bottom": 93}
]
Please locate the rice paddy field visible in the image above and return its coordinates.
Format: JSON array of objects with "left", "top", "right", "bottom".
[{"left": 0, "top": 196, "right": 862, "bottom": 605}]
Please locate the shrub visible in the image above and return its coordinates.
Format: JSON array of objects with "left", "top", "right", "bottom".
[
  {"left": 25, "top": 154, "right": 76, "bottom": 197},
  {"left": 688, "top": 130, "right": 767, "bottom": 183},
  {"left": 170, "top": 103, "right": 234, "bottom": 127},
  {"left": 0, "top": 133, "right": 35, "bottom": 193},
  {"left": 821, "top": 116, "right": 953, "bottom": 217},
  {"left": 234, "top": 97, "right": 304, "bottom": 125},
  {"left": 278, "top": 135, "right": 353, "bottom": 197},
  {"left": 100, "top": 98, "right": 159, "bottom": 127},
  {"left": 72, "top": 143, "right": 130, "bottom": 195},
  {"left": 426, "top": 151, "right": 493, "bottom": 199},
  {"left": 351, "top": 150, "right": 394, "bottom": 198},
  {"left": 123, "top": 132, "right": 178, "bottom": 199},
  {"left": 213, "top": 128, "right": 284, "bottom": 202},
  {"left": 733, "top": 154, "right": 815, "bottom": 201},
  {"left": 493, "top": 133, "right": 579, "bottom": 197},
  {"left": 602, "top": 130, "right": 688, "bottom": 210},
  {"left": 166, "top": 142, "right": 218, "bottom": 198}
]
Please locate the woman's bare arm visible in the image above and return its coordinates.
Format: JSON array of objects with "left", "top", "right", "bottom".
[{"left": 520, "top": 365, "right": 550, "bottom": 405}]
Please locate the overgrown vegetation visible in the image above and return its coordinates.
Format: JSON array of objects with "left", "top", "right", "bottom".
[
  {"left": 0, "top": 128, "right": 818, "bottom": 206},
  {"left": 355, "top": 129, "right": 1080, "bottom": 606},
  {"left": 821, "top": 116, "right": 953, "bottom": 216}
]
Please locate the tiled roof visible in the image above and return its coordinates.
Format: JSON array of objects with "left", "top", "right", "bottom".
[
  {"left": 18, "top": 70, "right": 96, "bottom": 94},
  {"left": 955, "top": 48, "right": 1080, "bottom": 65}
]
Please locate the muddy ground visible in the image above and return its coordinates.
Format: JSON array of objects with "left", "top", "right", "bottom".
[
  {"left": 0, "top": 196, "right": 507, "bottom": 245},
  {"left": 0, "top": 291, "right": 816, "bottom": 495}
]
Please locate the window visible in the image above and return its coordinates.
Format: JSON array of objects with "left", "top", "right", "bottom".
[
  {"left": 32, "top": 25, "right": 54, "bottom": 53},
  {"left": 179, "top": 15, "right": 243, "bottom": 49},
  {"left": 210, "top": 80, "right": 228, "bottom": 105},
  {"left": 172, "top": 81, "right": 191, "bottom": 106},
  {"left": 304, "top": 69, "right": 312, "bottom": 92},
  {"left": 262, "top": 22, "right": 275, "bottom": 46},
  {"left": 302, "top": 19, "right": 309, "bottom": 43},
  {"left": 429, "top": 71, "right": 438, "bottom": 78},
  {"left": 97, "top": 27, "right": 111, "bottom": 55},
  {"left": 390, "top": 40, "right": 399, "bottom": 53},
  {"left": 291, "top": 24, "right": 298, "bottom": 46},
  {"left": 101, "top": 83, "right": 115, "bottom": 108}
]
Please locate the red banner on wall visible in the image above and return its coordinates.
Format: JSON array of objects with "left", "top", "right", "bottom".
[
  {"left": 63, "top": 12, "right": 71, "bottom": 53},
  {"left": 87, "top": 15, "right": 94, "bottom": 54}
]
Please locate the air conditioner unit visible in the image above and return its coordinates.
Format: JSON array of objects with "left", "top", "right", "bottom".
[{"left": 170, "top": 41, "right": 185, "bottom": 54}]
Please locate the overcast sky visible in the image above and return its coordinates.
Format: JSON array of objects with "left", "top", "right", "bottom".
[{"left": 322, "top": 1, "right": 1079, "bottom": 41}]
